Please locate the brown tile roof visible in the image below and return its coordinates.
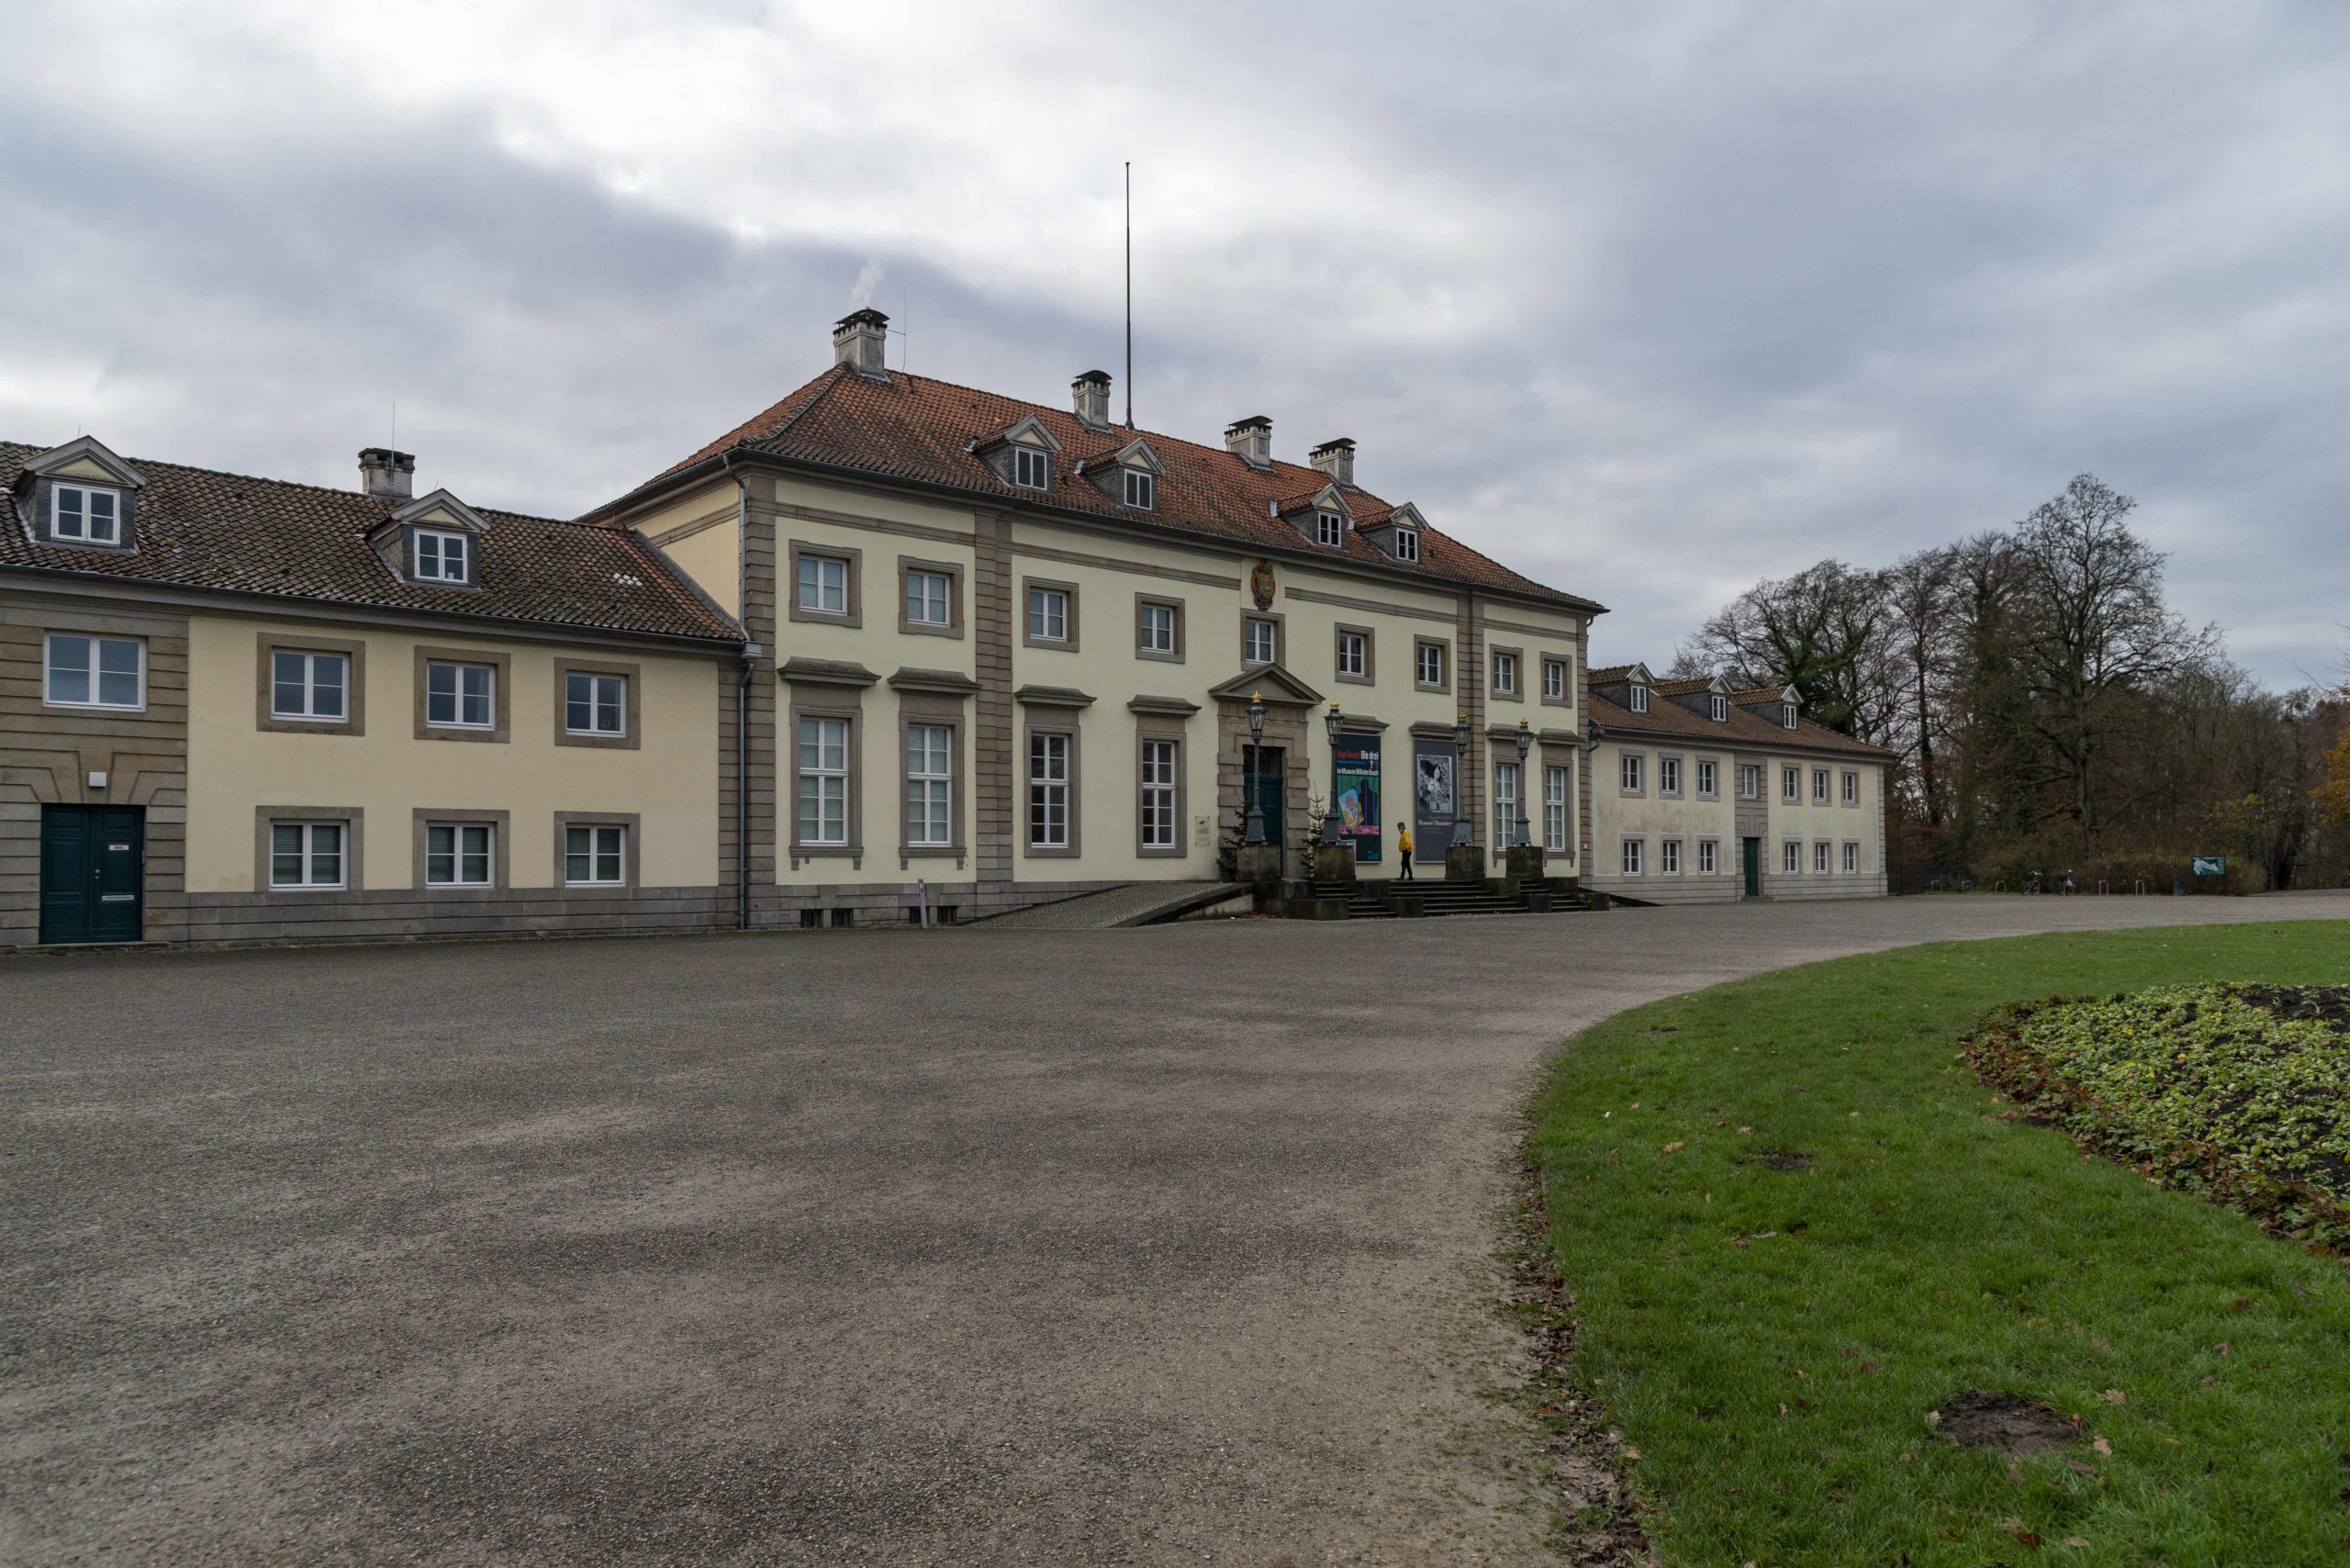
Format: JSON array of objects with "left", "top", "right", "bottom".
[
  {"left": 1588, "top": 664, "right": 1637, "bottom": 684},
  {"left": 1588, "top": 689, "right": 1891, "bottom": 757},
  {"left": 1729, "top": 686, "right": 1794, "bottom": 704},
  {"left": 1651, "top": 676, "right": 1717, "bottom": 696},
  {"left": 1, "top": 443, "right": 739, "bottom": 644},
  {"left": 620, "top": 364, "right": 1603, "bottom": 612}
]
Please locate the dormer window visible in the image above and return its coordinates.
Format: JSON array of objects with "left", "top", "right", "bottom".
[
  {"left": 1013, "top": 447, "right": 1050, "bottom": 491},
  {"left": 1709, "top": 694, "right": 1727, "bottom": 722},
  {"left": 1783, "top": 702, "right": 1798, "bottom": 729},
  {"left": 1315, "top": 511, "right": 1345, "bottom": 547},
  {"left": 1392, "top": 527, "right": 1419, "bottom": 563},
  {"left": 51, "top": 484, "right": 122, "bottom": 545},
  {"left": 414, "top": 528, "right": 470, "bottom": 584},
  {"left": 1123, "top": 469, "right": 1155, "bottom": 510},
  {"left": 1628, "top": 684, "right": 1650, "bottom": 713}
]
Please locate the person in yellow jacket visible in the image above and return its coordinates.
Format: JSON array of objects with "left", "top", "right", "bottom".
[{"left": 1396, "top": 822, "right": 1415, "bottom": 880}]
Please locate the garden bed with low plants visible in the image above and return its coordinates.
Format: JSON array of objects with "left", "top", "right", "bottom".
[{"left": 1966, "top": 983, "right": 2350, "bottom": 1251}]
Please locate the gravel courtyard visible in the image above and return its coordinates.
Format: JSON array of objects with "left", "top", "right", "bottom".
[{"left": 6, "top": 894, "right": 2345, "bottom": 1565}]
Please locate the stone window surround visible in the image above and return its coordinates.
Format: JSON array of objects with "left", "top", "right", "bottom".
[
  {"left": 1240, "top": 609, "right": 1285, "bottom": 669},
  {"left": 1783, "top": 838, "right": 1803, "bottom": 874},
  {"left": 41, "top": 630, "right": 148, "bottom": 712},
  {"left": 552, "top": 657, "right": 642, "bottom": 750},
  {"left": 1657, "top": 751, "right": 1684, "bottom": 799},
  {"left": 1618, "top": 749, "right": 1645, "bottom": 796},
  {"left": 1135, "top": 593, "right": 1185, "bottom": 663},
  {"left": 1782, "top": 766, "right": 1801, "bottom": 803},
  {"left": 787, "top": 538, "right": 864, "bottom": 628},
  {"left": 1413, "top": 634, "right": 1451, "bottom": 695},
  {"left": 1489, "top": 644, "right": 1524, "bottom": 702},
  {"left": 1136, "top": 725, "right": 1188, "bottom": 857},
  {"left": 409, "top": 807, "right": 512, "bottom": 893},
  {"left": 1697, "top": 835, "right": 1721, "bottom": 875},
  {"left": 1814, "top": 767, "right": 1832, "bottom": 804},
  {"left": 1618, "top": 834, "right": 1645, "bottom": 876},
  {"left": 896, "top": 554, "right": 966, "bottom": 639},
  {"left": 1694, "top": 756, "right": 1720, "bottom": 801},
  {"left": 1660, "top": 835, "right": 1684, "bottom": 875},
  {"left": 253, "top": 804, "right": 363, "bottom": 897},
  {"left": 1539, "top": 652, "right": 1573, "bottom": 708},
  {"left": 1488, "top": 744, "right": 1528, "bottom": 846},
  {"left": 1333, "top": 622, "right": 1374, "bottom": 686},
  {"left": 1022, "top": 713, "right": 1082, "bottom": 858},
  {"left": 1813, "top": 838, "right": 1833, "bottom": 874},
  {"left": 1022, "top": 576, "right": 1080, "bottom": 651},
  {"left": 1842, "top": 768, "right": 1861, "bottom": 806},
  {"left": 413, "top": 645, "right": 512, "bottom": 744},
  {"left": 1539, "top": 756, "right": 1572, "bottom": 855},
  {"left": 1842, "top": 839, "right": 1862, "bottom": 874},
  {"left": 554, "top": 811, "right": 642, "bottom": 890},
  {"left": 787, "top": 684, "right": 866, "bottom": 870},
  {"left": 898, "top": 694, "right": 968, "bottom": 870},
  {"left": 255, "top": 632, "right": 366, "bottom": 736}
]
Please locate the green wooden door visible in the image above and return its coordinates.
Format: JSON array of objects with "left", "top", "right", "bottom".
[
  {"left": 1741, "top": 836, "right": 1761, "bottom": 897},
  {"left": 39, "top": 805, "right": 145, "bottom": 944},
  {"left": 1247, "top": 745, "right": 1285, "bottom": 844}
]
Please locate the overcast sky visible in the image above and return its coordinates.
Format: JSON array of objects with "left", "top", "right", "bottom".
[{"left": 6, "top": 2, "right": 2344, "bottom": 685}]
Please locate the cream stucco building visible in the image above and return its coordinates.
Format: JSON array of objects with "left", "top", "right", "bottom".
[{"left": 4, "top": 312, "right": 1888, "bottom": 949}]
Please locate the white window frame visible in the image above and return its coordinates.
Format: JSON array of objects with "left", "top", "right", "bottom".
[
  {"left": 1543, "top": 766, "right": 1568, "bottom": 853},
  {"left": 425, "top": 660, "right": 496, "bottom": 730},
  {"left": 797, "top": 716, "right": 851, "bottom": 847},
  {"left": 1709, "top": 693, "right": 1727, "bottom": 722},
  {"left": 1662, "top": 837, "right": 1682, "bottom": 875},
  {"left": 904, "top": 568, "right": 952, "bottom": 628},
  {"left": 1337, "top": 630, "right": 1367, "bottom": 679},
  {"left": 1620, "top": 836, "right": 1643, "bottom": 876},
  {"left": 50, "top": 482, "right": 122, "bottom": 545},
  {"left": 1659, "top": 756, "right": 1681, "bottom": 797},
  {"left": 1028, "top": 587, "right": 1070, "bottom": 644},
  {"left": 1698, "top": 838, "right": 1718, "bottom": 875},
  {"left": 1695, "top": 759, "right": 1718, "bottom": 798},
  {"left": 1783, "top": 702, "right": 1799, "bottom": 730},
  {"left": 1140, "top": 737, "right": 1179, "bottom": 850},
  {"left": 413, "top": 528, "right": 470, "bottom": 584},
  {"left": 1124, "top": 469, "right": 1155, "bottom": 510},
  {"left": 1739, "top": 764, "right": 1761, "bottom": 801},
  {"left": 1813, "top": 768, "right": 1830, "bottom": 804},
  {"left": 1416, "top": 641, "right": 1445, "bottom": 688},
  {"left": 1013, "top": 446, "right": 1050, "bottom": 490},
  {"left": 1493, "top": 761, "right": 1519, "bottom": 846},
  {"left": 1628, "top": 684, "right": 1649, "bottom": 713},
  {"left": 43, "top": 633, "right": 145, "bottom": 711},
  {"left": 1243, "top": 617, "right": 1278, "bottom": 667},
  {"left": 1392, "top": 528, "right": 1419, "bottom": 563},
  {"left": 1842, "top": 841, "right": 1860, "bottom": 875},
  {"left": 425, "top": 821, "right": 495, "bottom": 887},
  {"left": 1138, "top": 600, "right": 1176, "bottom": 655},
  {"left": 1784, "top": 839, "right": 1802, "bottom": 875},
  {"left": 270, "top": 821, "right": 345, "bottom": 890},
  {"left": 798, "top": 554, "right": 850, "bottom": 616},
  {"left": 565, "top": 670, "right": 627, "bottom": 736},
  {"left": 1842, "top": 769, "right": 1860, "bottom": 806},
  {"left": 1492, "top": 651, "right": 1517, "bottom": 697},
  {"left": 1814, "top": 840, "right": 1831, "bottom": 874},
  {"left": 270, "top": 648, "right": 349, "bottom": 722},
  {"left": 1783, "top": 767, "right": 1800, "bottom": 803},
  {"left": 1542, "top": 659, "right": 1566, "bottom": 701},
  {"left": 1315, "top": 511, "right": 1344, "bottom": 547},
  {"left": 906, "top": 722, "right": 953, "bottom": 848},
  {"left": 1619, "top": 753, "right": 1642, "bottom": 792},
  {"left": 1028, "top": 732, "right": 1071, "bottom": 849},
  {"left": 564, "top": 823, "right": 627, "bottom": 887}
]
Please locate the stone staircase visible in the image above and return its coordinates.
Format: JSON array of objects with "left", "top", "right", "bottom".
[{"left": 1306, "top": 878, "right": 1589, "bottom": 920}]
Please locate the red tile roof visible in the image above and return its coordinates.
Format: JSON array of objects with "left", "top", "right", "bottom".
[
  {"left": 1588, "top": 689, "right": 1891, "bottom": 757},
  {"left": 618, "top": 364, "right": 1602, "bottom": 612},
  {"left": 1, "top": 443, "right": 739, "bottom": 644}
]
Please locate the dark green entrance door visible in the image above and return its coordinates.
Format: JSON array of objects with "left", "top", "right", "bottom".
[
  {"left": 1246, "top": 745, "right": 1286, "bottom": 844},
  {"left": 1741, "top": 836, "right": 1762, "bottom": 897},
  {"left": 39, "top": 805, "right": 145, "bottom": 944}
]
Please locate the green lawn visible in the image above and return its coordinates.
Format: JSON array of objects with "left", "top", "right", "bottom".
[{"left": 1527, "top": 922, "right": 2350, "bottom": 1566}]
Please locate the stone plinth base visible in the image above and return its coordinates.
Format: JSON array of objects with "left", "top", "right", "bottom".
[
  {"left": 1445, "top": 843, "right": 1485, "bottom": 881},
  {"left": 1312, "top": 842, "right": 1358, "bottom": 886}
]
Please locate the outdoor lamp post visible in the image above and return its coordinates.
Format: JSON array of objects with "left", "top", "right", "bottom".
[
  {"left": 1514, "top": 718, "right": 1533, "bottom": 847},
  {"left": 1321, "top": 701, "right": 1343, "bottom": 846},
  {"left": 1244, "top": 691, "right": 1267, "bottom": 846},
  {"left": 1451, "top": 711, "right": 1473, "bottom": 848}
]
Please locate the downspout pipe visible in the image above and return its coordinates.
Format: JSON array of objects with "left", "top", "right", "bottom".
[{"left": 722, "top": 453, "right": 755, "bottom": 931}]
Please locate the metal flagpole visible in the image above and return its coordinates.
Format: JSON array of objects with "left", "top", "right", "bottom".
[{"left": 1125, "top": 161, "right": 1134, "bottom": 429}]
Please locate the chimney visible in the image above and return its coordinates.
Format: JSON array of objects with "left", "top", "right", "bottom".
[
  {"left": 1308, "top": 437, "right": 1356, "bottom": 487},
  {"left": 358, "top": 447, "right": 415, "bottom": 500},
  {"left": 832, "top": 308, "right": 890, "bottom": 377},
  {"left": 1072, "top": 369, "right": 1113, "bottom": 429},
  {"left": 1224, "top": 415, "right": 1273, "bottom": 469}
]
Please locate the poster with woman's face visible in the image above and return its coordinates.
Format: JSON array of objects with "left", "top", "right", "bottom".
[{"left": 1416, "top": 755, "right": 1453, "bottom": 816}]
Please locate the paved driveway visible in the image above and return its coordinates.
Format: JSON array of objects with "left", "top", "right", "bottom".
[{"left": 6, "top": 895, "right": 2345, "bottom": 1565}]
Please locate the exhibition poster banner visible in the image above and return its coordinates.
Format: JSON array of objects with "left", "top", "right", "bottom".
[
  {"left": 1333, "top": 733, "right": 1382, "bottom": 863},
  {"left": 1412, "top": 737, "right": 1456, "bottom": 855}
]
